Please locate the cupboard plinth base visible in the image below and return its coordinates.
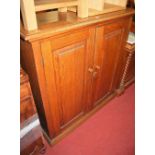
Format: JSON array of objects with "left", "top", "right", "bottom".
[{"left": 42, "top": 92, "right": 116, "bottom": 145}]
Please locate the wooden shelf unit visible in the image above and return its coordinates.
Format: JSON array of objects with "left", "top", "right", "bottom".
[
  {"left": 20, "top": 0, "right": 127, "bottom": 31},
  {"left": 69, "top": 3, "right": 126, "bottom": 17},
  {"left": 35, "top": 0, "right": 78, "bottom": 12},
  {"left": 89, "top": 3, "right": 126, "bottom": 16}
]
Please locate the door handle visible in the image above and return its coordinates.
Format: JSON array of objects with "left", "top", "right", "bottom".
[
  {"left": 93, "top": 71, "right": 98, "bottom": 78},
  {"left": 94, "top": 65, "right": 100, "bottom": 70},
  {"left": 88, "top": 66, "right": 100, "bottom": 78},
  {"left": 93, "top": 65, "right": 100, "bottom": 78},
  {"left": 88, "top": 67, "right": 94, "bottom": 73}
]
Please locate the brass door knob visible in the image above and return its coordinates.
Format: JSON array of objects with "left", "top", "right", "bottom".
[
  {"left": 94, "top": 65, "right": 100, "bottom": 70},
  {"left": 93, "top": 71, "right": 98, "bottom": 78},
  {"left": 88, "top": 67, "right": 94, "bottom": 73},
  {"left": 88, "top": 66, "right": 100, "bottom": 78}
]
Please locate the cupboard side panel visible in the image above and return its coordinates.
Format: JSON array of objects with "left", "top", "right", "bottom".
[{"left": 41, "top": 41, "right": 62, "bottom": 136}]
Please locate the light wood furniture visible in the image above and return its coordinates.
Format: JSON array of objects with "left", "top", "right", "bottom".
[
  {"left": 70, "top": 0, "right": 128, "bottom": 17},
  {"left": 20, "top": 9, "right": 134, "bottom": 145},
  {"left": 20, "top": 68, "right": 45, "bottom": 155},
  {"left": 20, "top": 0, "right": 38, "bottom": 31},
  {"left": 89, "top": 0, "right": 105, "bottom": 11},
  {"left": 20, "top": 0, "right": 128, "bottom": 31}
]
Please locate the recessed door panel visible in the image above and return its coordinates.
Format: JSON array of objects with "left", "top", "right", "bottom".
[
  {"left": 93, "top": 24, "right": 124, "bottom": 104},
  {"left": 53, "top": 42, "right": 86, "bottom": 125}
]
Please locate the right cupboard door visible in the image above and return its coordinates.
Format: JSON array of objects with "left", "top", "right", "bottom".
[{"left": 92, "top": 21, "right": 129, "bottom": 105}]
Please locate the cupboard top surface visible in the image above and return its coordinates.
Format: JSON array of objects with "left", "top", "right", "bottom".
[{"left": 20, "top": 8, "right": 134, "bottom": 41}]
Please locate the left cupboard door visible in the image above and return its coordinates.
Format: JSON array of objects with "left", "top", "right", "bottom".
[{"left": 40, "top": 28, "right": 94, "bottom": 136}]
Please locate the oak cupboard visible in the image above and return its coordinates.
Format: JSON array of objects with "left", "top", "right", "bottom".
[{"left": 20, "top": 9, "right": 134, "bottom": 144}]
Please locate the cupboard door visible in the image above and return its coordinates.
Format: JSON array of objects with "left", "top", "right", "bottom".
[
  {"left": 93, "top": 21, "right": 128, "bottom": 105},
  {"left": 41, "top": 28, "right": 94, "bottom": 133},
  {"left": 53, "top": 42, "right": 86, "bottom": 126}
]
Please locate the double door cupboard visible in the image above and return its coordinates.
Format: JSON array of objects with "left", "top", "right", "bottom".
[{"left": 20, "top": 9, "right": 134, "bottom": 144}]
